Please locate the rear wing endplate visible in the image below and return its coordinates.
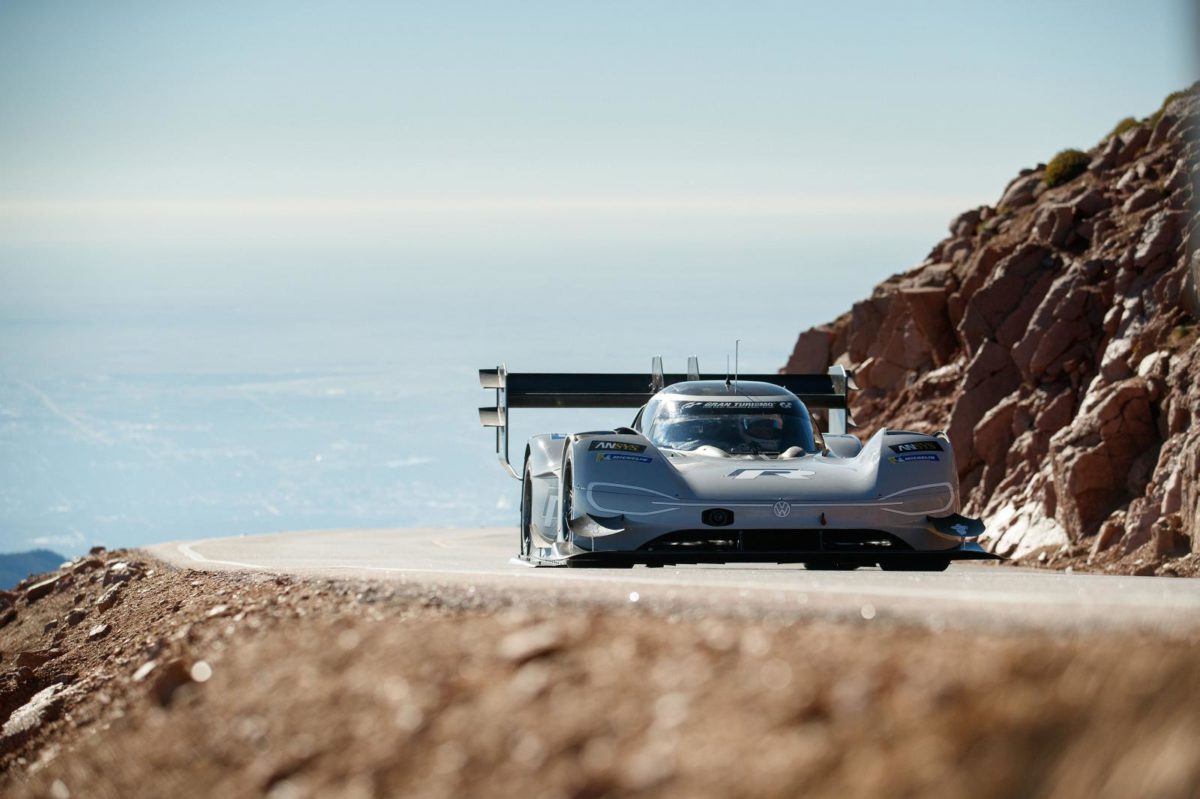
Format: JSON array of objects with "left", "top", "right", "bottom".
[{"left": 479, "top": 359, "right": 857, "bottom": 479}]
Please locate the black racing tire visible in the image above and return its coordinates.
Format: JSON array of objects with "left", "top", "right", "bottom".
[
  {"left": 805, "top": 561, "right": 860, "bottom": 571},
  {"left": 519, "top": 456, "right": 533, "bottom": 558},
  {"left": 567, "top": 559, "right": 635, "bottom": 569},
  {"left": 558, "top": 456, "right": 634, "bottom": 567},
  {"left": 880, "top": 558, "right": 951, "bottom": 572},
  {"left": 560, "top": 457, "right": 574, "bottom": 545}
]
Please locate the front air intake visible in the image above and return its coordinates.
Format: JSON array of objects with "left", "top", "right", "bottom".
[{"left": 701, "top": 508, "right": 735, "bottom": 527}]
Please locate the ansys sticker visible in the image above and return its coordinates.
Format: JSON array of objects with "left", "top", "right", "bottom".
[
  {"left": 588, "top": 440, "right": 647, "bottom": 453},
  {"left": 888, "top": 441, "right": 944, "bottom": 454}
]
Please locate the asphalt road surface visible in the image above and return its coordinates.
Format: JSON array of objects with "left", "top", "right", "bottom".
[{"left": 148, "top": 528, "right": 1200, "bottom": 635}]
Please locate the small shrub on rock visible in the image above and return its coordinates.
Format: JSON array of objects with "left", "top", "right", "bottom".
[
  {"left": 1108, "top": 117, "right": 1138, "bottom": 139},
  {"left": 1168, "top": 323, "right": 1197, "bottom": 350},
  {"left": 1148, "top": 88, "right": 1191, "bottom": 125},
  {"left": 1044, "top": 149, "right": 1090, "bottom": 187}
]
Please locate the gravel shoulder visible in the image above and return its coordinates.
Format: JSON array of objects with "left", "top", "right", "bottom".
[{"left": 2, "top": 550, "right": 1199, "bottom": 799}]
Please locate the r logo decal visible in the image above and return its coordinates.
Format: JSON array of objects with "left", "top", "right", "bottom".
[{"left": 727, "top": 469, "right": 815, "bottom": 480}]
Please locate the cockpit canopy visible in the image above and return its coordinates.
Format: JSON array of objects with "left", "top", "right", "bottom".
[{"left": 638, "top": 381, "right": 817, "bottom": 455}]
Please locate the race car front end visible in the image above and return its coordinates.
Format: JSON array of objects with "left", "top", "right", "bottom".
[
  {"left": 562, "top": 481, "right": 995, "bottom": 569},
  {"left": 560, "top": 430, "right": 998, "bottom": 569}
]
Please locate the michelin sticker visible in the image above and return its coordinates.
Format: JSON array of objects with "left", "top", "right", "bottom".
[
  {"left": 588, "top": 440, "right": 647, "bottom": 453},
  {"left": 597, "top": 453, "right": 653, "bottom": 464},
  {"left": 888, "top": 441, "right": 944, "bottom": 454},
  {"left": 889, "top": 453, "right": 939, "bottom": 463}
]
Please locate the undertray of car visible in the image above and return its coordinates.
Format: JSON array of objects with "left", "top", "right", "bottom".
[
  {"left": 637, "top": 529, "right": 912, "bottom": 554},
  {"left": 552, "top": 529, "right": 999, "bottom": 566}
]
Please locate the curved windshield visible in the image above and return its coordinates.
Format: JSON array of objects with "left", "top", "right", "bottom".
[{"left": 644, "top": 399, "right": 816, "bottom": 454}]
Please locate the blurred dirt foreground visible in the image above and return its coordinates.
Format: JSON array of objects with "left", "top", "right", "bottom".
[{"left": 2, "top": 551, "right": 1199, "bottom": 799}]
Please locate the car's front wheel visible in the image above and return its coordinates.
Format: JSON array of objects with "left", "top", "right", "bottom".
[
  {"left": 805, "top": 561, "right": 859, "bottom": 571},
  {"left": 880, "top": 558, "right": 951, "bottom": 572},
  {"left": 559, "top": 458, "right": 633, "bottom": 569},
  {"left": 519, "top": 456, "right": 533, "bottom": 558}
]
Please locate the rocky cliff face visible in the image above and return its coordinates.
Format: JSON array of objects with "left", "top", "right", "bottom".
[{"left": 784, "top": 86, "right": 1199, "bottom": 574}]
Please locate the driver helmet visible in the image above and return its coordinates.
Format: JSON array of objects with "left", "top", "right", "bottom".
[{"left": 741, "top": 416, "right": 783, "bottom": 449}]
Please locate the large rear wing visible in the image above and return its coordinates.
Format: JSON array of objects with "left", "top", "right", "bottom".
[{"left": 479, "top": 357, "right": 856, "bottom": 479}]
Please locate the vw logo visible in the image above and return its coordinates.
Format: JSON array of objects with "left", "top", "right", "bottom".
[{"left": 772, "top": 500, "right": 792, "bottom": 518}]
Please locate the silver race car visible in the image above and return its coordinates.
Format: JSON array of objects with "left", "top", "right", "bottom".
[{"left": 478, "top": 358, "right": 997, "bottom": 570}]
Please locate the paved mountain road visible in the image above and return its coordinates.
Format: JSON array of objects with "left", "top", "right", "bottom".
[{"left": 147, "top": 528, "right": 1200, "bottom": 635}]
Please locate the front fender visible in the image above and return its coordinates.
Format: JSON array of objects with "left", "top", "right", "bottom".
[
  {"left": 566, "top": 433, "right": 687, "bottom": 515},
  {"left": 867, "top": 429, "right": 962, "bottom": 515}
]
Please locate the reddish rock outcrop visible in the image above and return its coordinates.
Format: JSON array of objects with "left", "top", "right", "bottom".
[{"left": 783, "top": 85, "right": 1200, "bottom": 573}]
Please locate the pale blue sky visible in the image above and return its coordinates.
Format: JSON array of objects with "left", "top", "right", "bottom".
[
  {"left": 0, "top": 1, "right": 1195, "bottom": 315},
  {"left": 1, "top": 2, "right": 1194, "bottom": 216}
]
